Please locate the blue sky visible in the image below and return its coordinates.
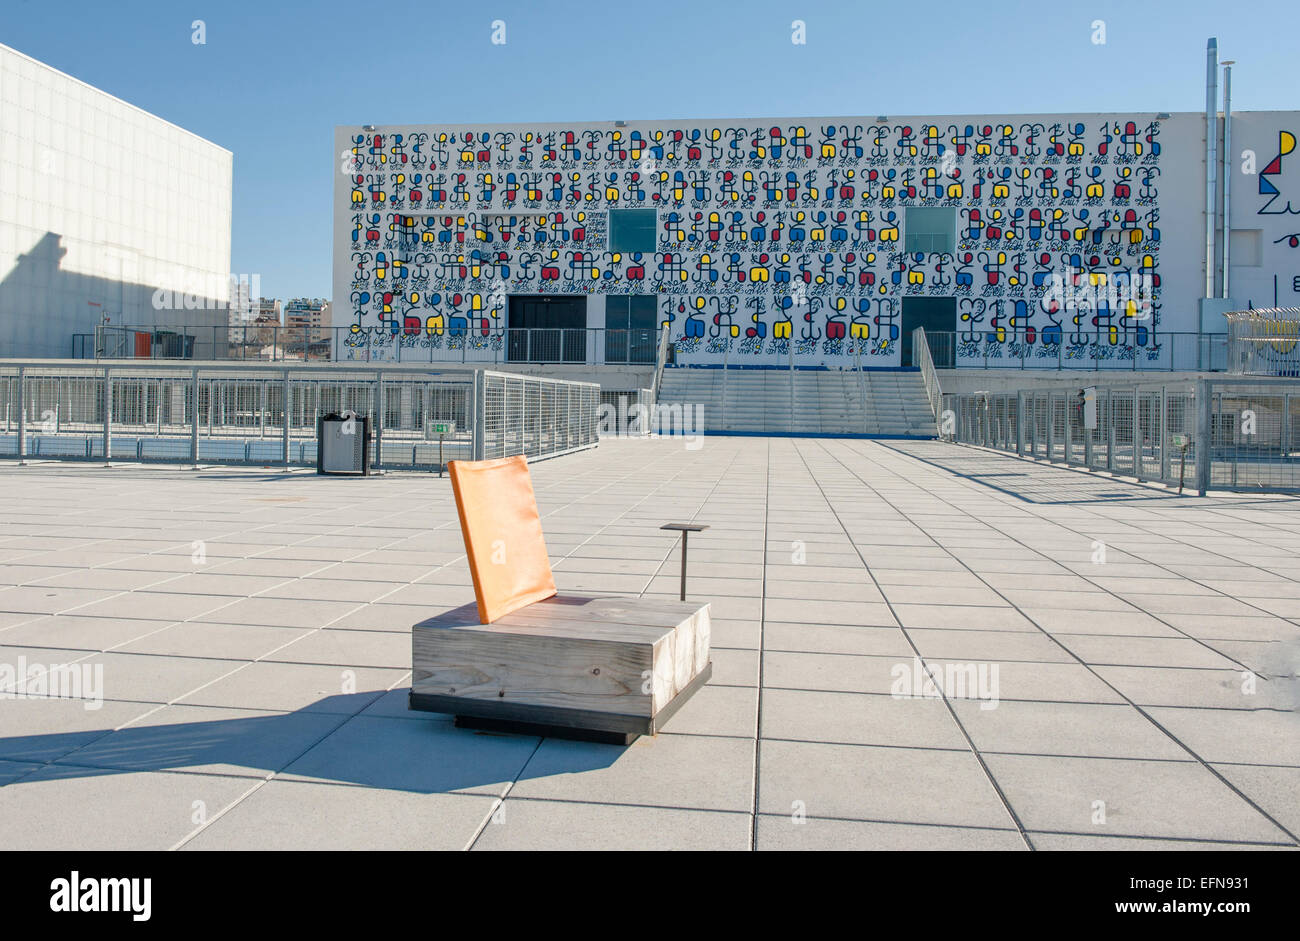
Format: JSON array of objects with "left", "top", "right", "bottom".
[{"left": 1, "top": 0, "right": 1295, "bottom": 299}]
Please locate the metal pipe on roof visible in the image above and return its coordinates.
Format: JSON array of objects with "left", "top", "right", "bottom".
[
  {"left": 1221, "top": 62, "right": 1234, "bottom": 298},
  {"left": 1205, "top": 38, "right": 1218, "bottom": 299}
]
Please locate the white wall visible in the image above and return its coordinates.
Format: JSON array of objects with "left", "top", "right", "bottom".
[{"left": 0, "top": 42, "right": 233, "bottom": 358}]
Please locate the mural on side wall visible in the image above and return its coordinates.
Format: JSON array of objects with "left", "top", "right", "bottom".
[
  {"left": 1260, "top": 130, "right": 1299, "bottom": 253},
  {"left": 337, "top": 117, "right": 1172, "bottom": 367}
]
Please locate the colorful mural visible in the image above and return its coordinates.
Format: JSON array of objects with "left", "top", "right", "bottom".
[
  {"left": 1260, "top": 130, "right": 1300, "bottom": 253},
  {"left": 335, "top": 117, "right": 1170, "bottom": 366}
]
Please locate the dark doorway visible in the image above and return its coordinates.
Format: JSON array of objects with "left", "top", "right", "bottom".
[
  {"left": 901, "top": 296, "right": 956, "bottom": 367},
  {"left": 605, "top": 295, "right": 657, "bottom": 364},
  {"left": 507, "top": 296, "right": 587, "bottom": 363}
]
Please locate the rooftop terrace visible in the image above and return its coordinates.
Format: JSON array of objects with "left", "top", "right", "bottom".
[{"left": 0, "top": 437, "right": 1296, "bottom": 850}]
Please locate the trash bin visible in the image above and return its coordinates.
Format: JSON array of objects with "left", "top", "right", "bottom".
[{"left": 317, "top": 411, "right": 371, "bottom": 475}]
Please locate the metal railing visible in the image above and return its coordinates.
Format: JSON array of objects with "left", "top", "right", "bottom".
[
  {"left": 924, "top": 331, "right": 1229, "bottom": 372},
  {"left": 911, "top": 327, "right": 942, "bottom": 428},
  {"left": 475, "top": 371, "right": 600, "bottom": 461},
  {"left": 1225, "top": 308, "right": 1300, "bottom": 376},
  {"left": 0, "top": 362, "right": 598, "bottom": 470},
  {"left": 942, "top": 377, "right": 1300, "bottom": 494},
  {"left": 74, "top": 324, "right": 660, "bottom": 366},
  {"left": 597, "top": 388, "right": 656, "bottom": 437}
]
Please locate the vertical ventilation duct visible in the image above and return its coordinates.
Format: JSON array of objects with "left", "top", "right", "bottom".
[
  {"left": 1204, "top": 38, "right": 1218, "bottom": 298},
  {"left": 1221, "top": 62, "right": 1234, "bottom": 298}
]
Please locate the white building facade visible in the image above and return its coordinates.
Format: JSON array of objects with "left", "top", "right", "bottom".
[
  {"left": 333, "top": 109, "right": 1299, "bottom": 371},
  {"left": 0, "top": 42, "right": 233, "bottom": 358}
]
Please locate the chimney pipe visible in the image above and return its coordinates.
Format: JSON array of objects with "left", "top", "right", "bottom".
[
  {"left": 1204, "top": 38, "right": 1218, "bottom": 298},
  {"left": 1221, "top": 62, "right": 1234, "bottom": 298}
]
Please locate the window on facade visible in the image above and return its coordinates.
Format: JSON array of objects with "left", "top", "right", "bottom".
[
  {"left": 609, "top": 209, "right": 657, "bottom": 253},
  {"left": 904, "top": 207, "right": 956, "bottom": 254},
  {"left": 605, "top": 295, "right": 657, "bottom": 364},
  {"left": 1230, "top": 229, "right": 1263, "bottom": 267}
]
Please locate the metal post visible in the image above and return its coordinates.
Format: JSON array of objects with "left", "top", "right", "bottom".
[
  {"left": 1160, "top": 386, "right": 1171, "bottom": 482},
  {"left": 15, "top": 366, "right": 26, "bottom": 465},
  {"left": 102, "top": 366, "right": 112, "bottom": 466},
  {"left": 190, "top": 366, "right": 200, "bottom": 468},
  {"left": 1028, "top": 394, "right": 1037, "bottom": 456},
  {"left": 281, "top": 368, "right": 290, "bottom": 467},
  {"left": 374, "top": 372, "right": 384, "bottom": 472},
  {"left": 722, "top": 344, "right": 730, "bottom": 432},
  {"left": 1284, "top": 392, "right": 1292, "bottom": 459},
  {"left": 1016, "top": 391, "right": 1025, "bottom": 456},
  {"left": 1106, "top": 390, "right": 1116, "bottom": 472},
  {"left": 1133, "top": 388, "right": 1143, "bottom": 481},
  {"left": 788, "top": 333, "right": 795, "bottom": 432},
  {"left": 1064, "top": 394, "right": 1073, "bottom": 464},
  {"left": 1046, "top": 392, "right": 1055, "bottom": 462},
  {"left": 471, "top": 370, "right": 486, "bottom": 461},
  {"left": 1084, "top": 393, "right": 1095, "bottom": 469},
  {"left": 1195, "top": 379, "right": 1211, "bottom": 496},
  {"left": 679, "top": 532, "right": 689, "bottom": 600},
  {"left": 260, "top": 381, "right": 267, "bottom": 438}
]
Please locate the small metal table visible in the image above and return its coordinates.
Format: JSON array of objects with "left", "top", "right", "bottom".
[{"left": 660, "top": 523, "right": 709, "bottom": 600}]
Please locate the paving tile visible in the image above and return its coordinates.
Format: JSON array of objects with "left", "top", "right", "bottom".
[
  {"left": 0, "top": 697, "right": 156, "bottom": 763},
  {"left": 0, "top": 614, "right": 173, "bottom": 651},
  {"left": 757, "top": 739, "right": 1014, "bottom": 828},
  {"left": 473, "top": 799, "right": 750, "bottom": 850},
  {"left": 1146, "top": 707, "right": 1300, "bottom": 766},
  {"left": 508, "top": 732, "right": 753, "bottom": 812},
  {"left": 1093, "top": 665, "right": 1299, "bottom": 710},
  {"left": 756, "top": 816, "right": 1026, "bottom": 850},
  {"left": 764, "top": 622, "right": 912, "bottom": 657},
  {"left": 892, "top": 604, "right": 1039, "bottom": 632},
  {"left": 1210, "top": 763, "right": 1300, "bottom": 837},
  {"left": 1053, "top": 634, "right": 1243, "bottom": 669},
  {"left": 116, "top": 621, "right": 311, "bottom": 659},
  {"left": 262, "top": 629, "right": 411, "bottom": 670},
  {"left": 280, "top": 715, "right": 540, "bottom": 796},
  {"left": 70, "top": 591, "right": 236, "bottom": 622},
  {"left": 906, "top": 628, "right": 1075, "bottom": 663},
  {"left": 660, "top": 683, "right": 757, "bottom": 738},
  {"left": 0, "top": 763, "right": 257, "bottom": 849},
  {"left": 924, "top": 658, "right": 1124, "bottom": 704},
  {"left": 1028, "top": 833, "right": 1294, "bottom": 850},
  {"left": 762, "top": 651, "right": 903, "bottom": 694},
  {"left": 951, "top": 699, "right": 1187, "bottom": 760},
  {"left": 760, "top": 688, "right": 967, "bottom": 749},
  {"left": 175, "top": 661, "right": 406, "bottom": 713},
  {"left": 183, "top": 780, "right": 497, "bottom": 850},
  {"left": 55, "top": 704, "right": 348, "bottom": 778},
  {"left": 982, "top": 753, "right": 1290, "bottom": 843},
  {"left": 0, "top": 585, "right": 120, "bottom": 616}
]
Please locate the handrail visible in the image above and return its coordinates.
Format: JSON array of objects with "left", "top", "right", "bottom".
[{"left": 912, "top": 327, "right": 943, "bottom": 427}]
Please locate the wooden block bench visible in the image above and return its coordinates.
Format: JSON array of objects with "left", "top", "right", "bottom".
[{"left": 409, "top": 455, "right": 711, "bottom": 745}]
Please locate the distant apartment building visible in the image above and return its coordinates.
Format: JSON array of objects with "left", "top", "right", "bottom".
[
  {"left": 228, "top": 279, "right": 255, "bottom": 326},
  {"left": 283, "top": 297, "right": 330, "bottom": 340},
  {"left": 0, "top": 42, "right": 233, "bottom": 358},
  {"left": 249, "top": 298, "right": 282, "bottom": 344}
]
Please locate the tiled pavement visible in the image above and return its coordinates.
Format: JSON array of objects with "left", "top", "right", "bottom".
[{"left": 0, "top": 437, "right": 1297, "bottom": 850}]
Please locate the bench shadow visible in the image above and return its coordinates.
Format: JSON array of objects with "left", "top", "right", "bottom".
[{"left": 0, "top": 692, "right": 623, "bottom": 795}]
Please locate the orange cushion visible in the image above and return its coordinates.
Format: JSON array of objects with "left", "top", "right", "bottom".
[{"left": 448, "top": 455, "right": 557, "bottom": 624}]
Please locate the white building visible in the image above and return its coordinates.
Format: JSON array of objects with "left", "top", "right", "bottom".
[
  {"left": 0, "top": 42, "right": 233, "bottom": 358},
  {"left": 331, "top": 77, "right": 1298, "bottom": 373}
]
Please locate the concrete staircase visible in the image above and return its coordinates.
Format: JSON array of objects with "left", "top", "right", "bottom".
[{"left": 657, "top": 367, "right": 936, "bottom": 436}]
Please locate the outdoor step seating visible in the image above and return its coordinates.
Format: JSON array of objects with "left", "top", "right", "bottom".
[{"left": 409, "top": 454, "right": 712, "bottom": 745}]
